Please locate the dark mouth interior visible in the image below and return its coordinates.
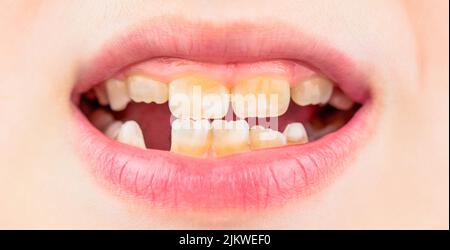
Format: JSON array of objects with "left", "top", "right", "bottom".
[{"left": 79, "top": 90, "right": 360, "bottom": 151}]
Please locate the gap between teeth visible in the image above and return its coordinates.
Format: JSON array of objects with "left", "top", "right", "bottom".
[
  {"left": 99, "top": 117, "right": 309, "bottom": 157},
  {"left": 88, "top": 73, "right": 354, "bottom": 157},
  {"left": 98, "top": 73, "right": 350, "bottom": 114}
]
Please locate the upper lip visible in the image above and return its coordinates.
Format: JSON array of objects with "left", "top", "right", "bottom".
[{"left": 71, "top": 17, "right": 375, "bottom": 212}]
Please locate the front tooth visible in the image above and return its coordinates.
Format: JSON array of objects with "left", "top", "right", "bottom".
[
  {"left": 127, "top": 75, "right": 168, "bottom": 104},
  {"left": 88, "top": 109, "right": 114, "bottom": 130},
  {"left": 170, "top": 119, "right": 211, "bottom": 157},
  {"left": 169, "top": 75, "right": 229, "bottom": 120},
  {"left": 291, "top": 75, "right": 333, "bottom": 106},
  {"left": 328, "top": 88, "right": 354, "bottom": 110},
  {"left": 105, "top": 79, "right": 131, "bottom": 111},
  {"left": 232, "top": 76, "right": 290, "bottom": 118},
  {"left": 211, "top": 120, "right": 250, "bottom": 157},
  {"left": 116, "top": 120, "right": 146, "bottom": 149},
  {"left": 249, "top": 126, "right": 287, "bottom": 150},
  {"left": 104, "top": 121, "right": 123, "bottom": 139},
  {"left": 283, "top": 122, "right": 308, "bottom": 144}
]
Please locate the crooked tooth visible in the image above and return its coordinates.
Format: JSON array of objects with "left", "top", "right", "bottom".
[
  {"left": 104, "top": 121, "right": 123, "bottom": 139},
  {"left": 211, "top": 120, "right": 250, "bottom": 157},
  {"left": 116, "top": 120, "right": 146, "bottom": 149},
  {"left": 328, "top": 88, "right": 354, "bottom": 111},
  {"left": 88, "top": 109, "right": 114, "bottom": 131},
  {"left": 169, "top": 75, "right": 229, "bottom": 120},
  {"left": 291, "top": 75, "right": 333, "bottom": 106},
  {"left": 232, "top": 76, "right": 290, "bottom": 118},
  {"left": 283, "top": 122, "right": 308, "bottom": 144},
  {"left": 105, "top": 79, "right": 131, "bottom": 111},
  {"left": 170, "top": 119, "right": 211, "bottom": 157},
  {"left": 93, "top": 84, "right": 109, "bottom": 106},
  {"left": 127, "top": 75, "right": 168, "bottom": 104},
  {"left": 249, "top": 126, "right": 287, "bottom": 150}
]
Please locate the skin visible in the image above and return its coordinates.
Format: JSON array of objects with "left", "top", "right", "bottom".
[{"left": 0, "top": 0, "right": 448, "bottom": 229}]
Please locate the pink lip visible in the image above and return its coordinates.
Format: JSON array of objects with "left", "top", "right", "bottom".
[{"left": 71, "top": 17, "right": 374, "bottom": 211}]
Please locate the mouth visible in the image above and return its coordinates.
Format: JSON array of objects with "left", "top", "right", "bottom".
[{"left": 71, "top": 18, "right": 374, "bottom": 212}]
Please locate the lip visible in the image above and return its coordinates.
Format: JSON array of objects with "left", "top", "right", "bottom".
[{"left": 71, "top": 17, "right": 375, "bottom": 212}]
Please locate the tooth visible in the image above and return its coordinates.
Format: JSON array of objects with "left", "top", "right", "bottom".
[
  {"left": 232, "top": 76, "right": 290, "bottom": 118},
  {"left": 169, "top": 76, "right": 229, "bottom": 120},
  {"left": 291, "top": 75, "right": 333, "bottom": 106},
  {"left": 116, "top": 120, "right": 146, "bottom": 149},
  {"left": 88, "top": 109, "right": 114, "bottom": 130},
  {"left": 211, "top": 120, "right": 250, "bottom": 157},
  {"left": 170, "top": 119, "right": 211, "bottom": 157},
  {"left": 93, "top": 84, "right": 109, "bottom": 106},
  {"left": 105, "top": 79, "right": 131, "bottom": 111},
  {"left": 283, "top": 122, "right": 308, "bottom": 144},
  {"left": 328, "top": 88, "right": 354, "bottom": 110},
  {"left": 249, "top": 126, "right": 287, "bottom": 150},
  {"left": 104, "top": 121, "right": 123, "bottom": 139},
  {"left": 127, "top": 75, "right": 168, "bottom": 104}
]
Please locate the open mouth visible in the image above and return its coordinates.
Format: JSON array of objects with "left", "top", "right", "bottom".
[{"left": 71, "top": 19, "right": 374, "bottom": 211}]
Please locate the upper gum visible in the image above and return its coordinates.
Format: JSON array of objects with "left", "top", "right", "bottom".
[{"left": 117, "top": 58, "right": 317, "bottom": 87}]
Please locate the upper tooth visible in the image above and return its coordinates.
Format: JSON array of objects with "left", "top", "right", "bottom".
[
  {"left": 211, "top": 120, "right": 250, "bottom": 157},
  {"left": 291, "top": 75, "right": 333, "bottom": 106},
  {"left": 283, "top": 122, "right": 308, "bottom": 144},
  {"left": 94, "top": 84, "right": 109, "bottom": 106},
  {"left": 88, "top": 109, "right": 114, "bottom": 131},
  {"left": 169, "top": 75, "right": 229, "bottom": 120},
  {"left": 127, "top": 75, "right": 168, "bottom": 104},
  {"left": 170, "top": 119, "right": 211, "bottom": 157},
  {"left": 105, "top": 79, "right": 131, "bottom": 111},
  {"left": 328, "top": 88, "right": 354, "bottom": 110},
  {"left": 249, "top": 126, "right": 287, "bottom": 150},
  {"left": 104, "top": 121, "right": 123, "bottom": 139},
  {"left": 116, "top": 120, "right": 146, "bottom": 149},
  {"left": 232, "top": 76, "right": 290, "bottom": 118}
]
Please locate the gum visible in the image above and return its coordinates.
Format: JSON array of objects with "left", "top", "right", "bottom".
[{"left": 115, "top": 57, "right": 317, "bottom": 86}]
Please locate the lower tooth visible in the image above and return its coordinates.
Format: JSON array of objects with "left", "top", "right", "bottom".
[
  {"left": 104, "top": 121, "right": 123, "bottom": 139},
  {"left": 283, "top": 123, "right": 308, "bottom": 144},
  {"left": 116, "top": 120, "right": 146, "bottom": 149},
  {"left": 211, "top": 120, "right": 250, "bottom": 157},
  {"left": 249, "top": 126, "right": 287, "bottom": 150},
  {"left": 105, "top": 79, "right": 131, "bottom": 111},
  {"left": 88, "top": 109, "right": 114, "bottom": 130},
  {"left": 328, "top": 88, "right": 354, "bottom": 110},
  {"left": 291, "top": 75, "right": 333, "bottom": 106},
  {"left": 170, "top": 119, "right": 211, "bottom": 157}
]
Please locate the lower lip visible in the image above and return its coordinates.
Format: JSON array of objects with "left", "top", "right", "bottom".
[{"left": 71, "top": 100, "right": 373, "bottom": 211}]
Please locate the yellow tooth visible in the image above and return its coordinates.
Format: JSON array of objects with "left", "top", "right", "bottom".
[
  {"left": 232, "top": 76, "right": 290, "bottom": 118},
  {"left": 283, "top": 122, "right": 308, "bottom": 144},
  {"left": 249, "top": 126, "right": 287, "bottom": 150},
  {"left": 116, "top": 121, "right": 146, "bottom": 149},
  {"left": 104, "top": 121, "right": 123, "bottom": 139},
  {"left": 88, "top": 109, "right": 114, "bottom": 131},
  {"left": 211, "top": 120, "right": 250, "bottom": 157},
  {"left": 169, "top": 75, "right": 229, "bottom": 120},
  {"left": 170, "top": 119, "right": 211, "bottom": 157},
  {"left": 328, "top": 88, "right": 354, "bottom": 110},
  {"left": 105, "top": 79, "right": 131, "bottom": 111},
  {"left": 291, "top": 75, "right": 333, "bottom": 106},
  {"left": 127, "top": 75, "right": 168, "bottom": 104}
]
